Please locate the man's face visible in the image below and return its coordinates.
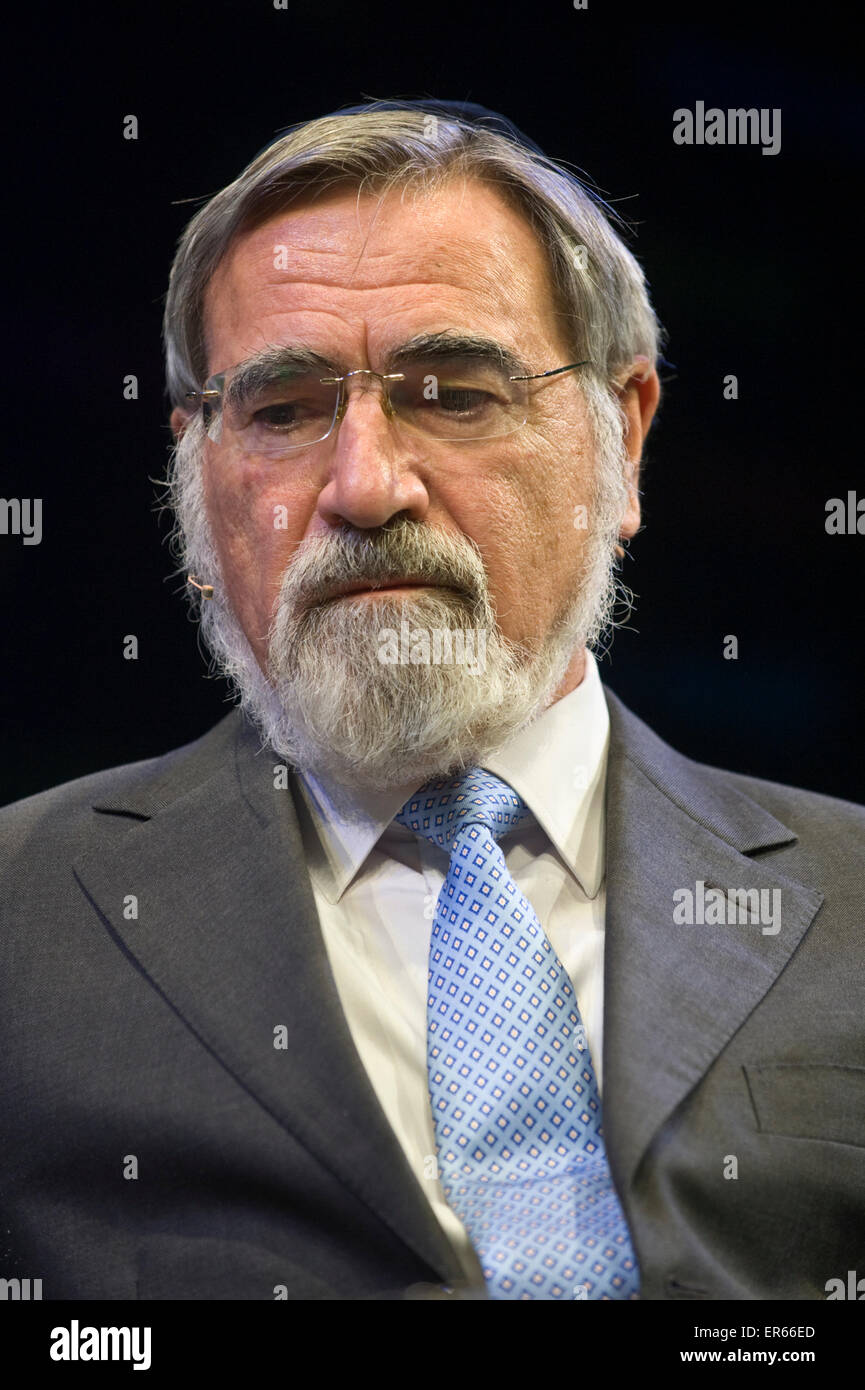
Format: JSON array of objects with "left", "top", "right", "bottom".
[
  {"left": 171, "top": 175, "right": 658, "bottom": 788},
  {"left": 185, "top": 178, "right": 646, "bottom": 668}
]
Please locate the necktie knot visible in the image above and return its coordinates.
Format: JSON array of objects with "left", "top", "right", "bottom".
[{"left": 395, "top": 768, "right": 530, "bottom": 853}]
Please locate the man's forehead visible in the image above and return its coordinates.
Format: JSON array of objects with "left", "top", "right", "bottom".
[{"left": 202, "top": 178, "right": 561, "bottom": 354}]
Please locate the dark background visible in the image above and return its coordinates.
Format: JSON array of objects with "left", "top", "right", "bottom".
[{"left": 3, "top": 0, "right": 862, "bottom": 807}]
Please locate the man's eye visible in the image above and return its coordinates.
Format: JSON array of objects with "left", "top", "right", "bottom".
[
  {"left": 255, "top": 403, "right": 299, "bottom": 430},
  {"left": 436, "top": 388, "right": 492, "bottom": 414}
]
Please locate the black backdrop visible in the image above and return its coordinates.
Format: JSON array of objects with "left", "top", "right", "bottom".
[{"left": 3, "top": 0, "right": 862, "bottom": 808}]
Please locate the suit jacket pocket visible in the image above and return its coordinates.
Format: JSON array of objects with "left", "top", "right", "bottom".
[{"left": 744, "top": 1063, "right": 865, "bottom": 1149}]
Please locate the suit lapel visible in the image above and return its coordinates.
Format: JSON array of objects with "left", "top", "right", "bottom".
[
  {"left": 600, "top": 689, "right": 823, "bottom": 1197},
  {"left": 73, "top": 712, "right": 460, "bottom": 1284}
]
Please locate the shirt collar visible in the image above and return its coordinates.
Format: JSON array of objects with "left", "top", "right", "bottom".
[{"left": 293, "top": 648, "right": 609, "bottom": 904}]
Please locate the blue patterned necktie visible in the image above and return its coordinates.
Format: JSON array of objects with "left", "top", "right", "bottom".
[{"left": 395, "top": 768, "right": 639, "bottom": 1300}]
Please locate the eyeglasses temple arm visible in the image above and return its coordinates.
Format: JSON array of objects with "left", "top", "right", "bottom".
[{"left": 509, "top": 360, "right": 591, "bottom": 382}]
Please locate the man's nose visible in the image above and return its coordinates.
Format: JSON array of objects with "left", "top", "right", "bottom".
[{"left": 316, "top": 382, "right": 430, "bottom": 530}]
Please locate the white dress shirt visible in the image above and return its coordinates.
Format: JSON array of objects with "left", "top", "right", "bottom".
[{"left": 292, "top": 648, "right": 610, "bottom": 1283}]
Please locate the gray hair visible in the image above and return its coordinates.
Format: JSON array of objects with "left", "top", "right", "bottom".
[{"left": 163, "top": 102, "right": 664, "bottom": 430}]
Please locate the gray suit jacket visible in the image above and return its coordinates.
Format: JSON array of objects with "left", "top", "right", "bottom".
[{"left": 1, "top": 688, "right": 863, "bottom": 1300}]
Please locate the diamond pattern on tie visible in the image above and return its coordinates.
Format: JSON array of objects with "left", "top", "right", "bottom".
[{"left": 395, "top": 768, "right": 639, "bottom": 1300}]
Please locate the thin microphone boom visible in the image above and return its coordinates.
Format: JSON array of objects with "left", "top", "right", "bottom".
[{"left": 187, "top": 574, "right": 214, "bottom": 600}]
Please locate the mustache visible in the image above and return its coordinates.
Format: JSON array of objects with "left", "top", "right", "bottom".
[{"left": 281, "top": 519, "right": 485, "bottom": 610}]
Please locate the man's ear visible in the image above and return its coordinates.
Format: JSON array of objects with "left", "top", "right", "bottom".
[
  {"left": 616, "top": 355, "right": 660, "bottom": 543},
  {"left": 170, "top": 405, "right": 192, "bottom": 441}
]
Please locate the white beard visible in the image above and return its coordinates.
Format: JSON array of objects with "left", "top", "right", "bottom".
[{"left": 168, "top": 417, "right": 630, "bottom": 791}]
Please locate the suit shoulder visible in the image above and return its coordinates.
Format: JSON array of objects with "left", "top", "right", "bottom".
[
  {"left": 602, "top": 683, "right": 865, "bottom": 855},
  {"left": 702, "top": 763, "right": 865, "bottom": 829},
  {"left": 697, "top": 763, "right": 865, "bottom": 875},
  {"left": 0, "top": 711, "right": 242, "bottom": 868}
]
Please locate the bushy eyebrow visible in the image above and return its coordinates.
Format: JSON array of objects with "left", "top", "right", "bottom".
[
  {"left": 215, "top": 331, "right": 532, "bottom": 408},
  {"left": 386, "top": 332, "right": 531, "bottom": 379},
  {"left": 220, "top": 346, "right": 338, "bottom": 410}
]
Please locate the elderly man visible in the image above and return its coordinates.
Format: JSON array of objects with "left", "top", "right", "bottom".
[{"left": 1, "top": 100, "right": 862, "bottom": 1303}]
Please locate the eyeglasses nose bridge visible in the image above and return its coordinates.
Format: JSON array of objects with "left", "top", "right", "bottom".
[{"left": 323, "top": 368, "right": 407, "bottom": 425}]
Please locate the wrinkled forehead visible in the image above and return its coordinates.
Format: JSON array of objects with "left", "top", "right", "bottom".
[{"left": 200, "top": 176, "right": 568, "bottom": 368}]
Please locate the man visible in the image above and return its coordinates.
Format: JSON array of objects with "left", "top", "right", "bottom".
[{"left": 1, "top": 100, "right": 863, "bottom": 1302}]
